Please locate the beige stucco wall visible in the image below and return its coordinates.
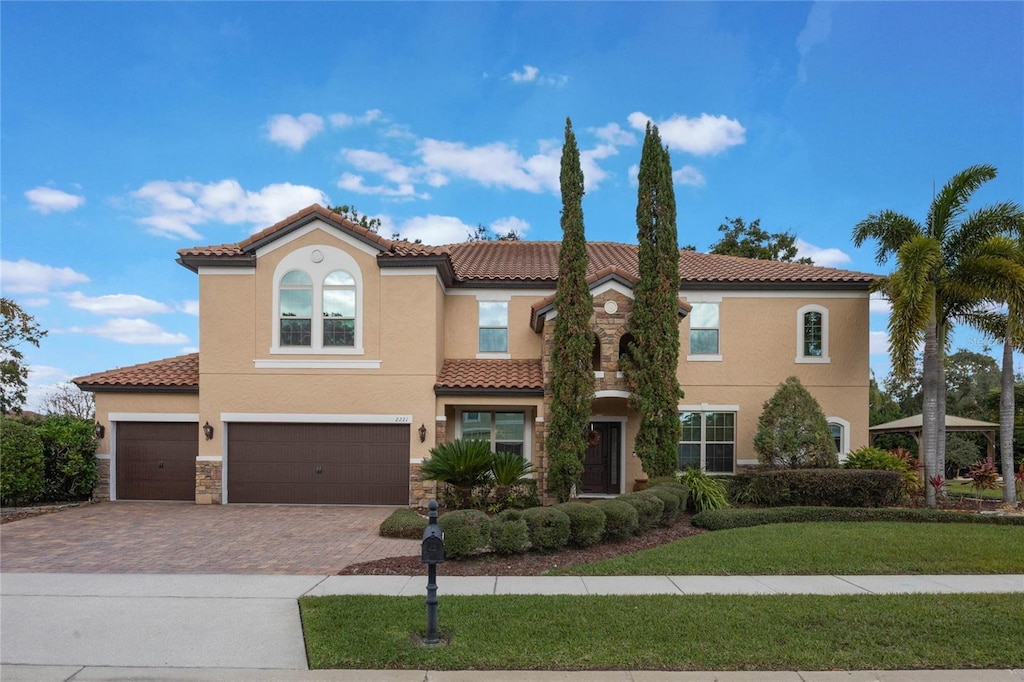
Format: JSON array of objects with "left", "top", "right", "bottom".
[{"left": 443, "top": 292, "right": 548, "bottom": 359}]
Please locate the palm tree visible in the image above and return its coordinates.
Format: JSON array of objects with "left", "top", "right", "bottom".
[{"left": 853, "top": 165, "right": 1024, "bottom": 507}]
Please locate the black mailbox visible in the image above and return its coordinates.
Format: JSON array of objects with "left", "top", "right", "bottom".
[{"left": 421, "top": 500, "right": 445, "bottom": 564}]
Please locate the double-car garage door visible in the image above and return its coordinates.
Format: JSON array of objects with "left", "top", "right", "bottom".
[
  {"left": 116, "top": 421, "right": 410, "bottom": 505},
  {"left": 227, "top": 423, "right": 410, "bottom": 505}
]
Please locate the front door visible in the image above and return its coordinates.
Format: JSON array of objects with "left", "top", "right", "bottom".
[{"left": 581, "top": 421, "right": 620, "bottom": 495}]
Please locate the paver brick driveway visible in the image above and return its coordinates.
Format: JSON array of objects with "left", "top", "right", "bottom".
[{"left": 0, "top": 502, "right": 419, "bottom": 574}]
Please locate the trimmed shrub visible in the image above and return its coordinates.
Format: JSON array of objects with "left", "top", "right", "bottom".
[
  {"left": 692, "top": 506, "right": 1024, "bottom": 531},
  {"left": 522, "top": 506, "right": 571, "bottom": 552},
  {"left": 617, "top": 492, "right": 664, "bottom": 533},
  {"left": 735, "top": 468, "right": 902, "bottom": 508},
  {"left": 592, "top": 499, "right": 638, "bottom": 540},
  {"left": 1, "top": 418, "right": 45, "bottom": 505},
  {"left": 36, "top": 416, "right": 98, "bottom": 501},
  {"left": 645, "top": 486, "right": 681, "bottom": 526},
  {"left": 555, "top": 502, "right": 606, "bottom": 547},
  {"left": 650, "top": 480, "right": 690, "bottom": 510},
  {"left": 378, "top": 508, "right": 427, "bottom": 539},
  {"left": 754, "top": 376, "right": 838, "bottom": 469},
  {"left": 680, "top": 467, "right": 730, "bottom": 512},
  {"left": 438, "top": 509, "right": 492, "bottom": 559},
  {"left": 490, "top": 509, "right": 530, "bottom": 555}
]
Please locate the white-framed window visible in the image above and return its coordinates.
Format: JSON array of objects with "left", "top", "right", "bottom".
[
  {"left": 688, "top": 303, "right": 720, "bottom": 359},
  {"left": 478, "top": 301, "right": 509, "bottom": 353},
  {"left": 796, "top": 304, "right": 830, "bottom": 363},
  {"left": 272, "top": 245, "right": 363, "bottom": 354},
  {"left": 460, "top": 410, "right": 525, "bottom": 457},
  {"left": 827, "top": 416, "right": 850, "bottom": 461},
  {"left": 677, "top": 410, "right": 735, "bottom": 473}
]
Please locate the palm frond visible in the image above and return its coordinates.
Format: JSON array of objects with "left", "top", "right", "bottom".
[
  {"left": 886, "top": 235, "right": 941, "bottom": 378},
  {"left": 927, "top": 164, "right": 997, "bottom": 241},
  {"left": 852, "top": 211, "right": 922, "bottom": 265},
  {"left": 946, "top": 201, "right": 1024, "bottom": 258}
]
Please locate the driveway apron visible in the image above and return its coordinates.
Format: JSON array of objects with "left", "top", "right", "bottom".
[{"left": 0, "top": 502, "right": 419, "bottom": 574}]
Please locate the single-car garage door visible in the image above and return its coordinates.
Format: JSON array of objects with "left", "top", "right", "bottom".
[
  {"left": 227, "top": 423, "right": 410, "bottom": 505},
  {"left": 116, "top": 422, "right": 198, "bottom": 501}
]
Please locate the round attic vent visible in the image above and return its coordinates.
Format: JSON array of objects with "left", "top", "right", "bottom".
[
  {"left": 604, "top": 300, "right": 618, "bottom": 314},
  {"left": 311, "top": 249, "right": 324, "bottom": 263}
]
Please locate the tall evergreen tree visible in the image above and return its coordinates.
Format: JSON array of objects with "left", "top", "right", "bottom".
[
  {"left": 546, "top": 118, "right": 594, "bottom": 502},
  {"left": 623, "top": 122, "right": 683, "bottom": 477}
]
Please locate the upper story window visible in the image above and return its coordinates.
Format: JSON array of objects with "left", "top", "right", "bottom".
[
  {"left": 688, "top": 303, "right": 720, "bottom": 357},
  {"left": 279, "top": 270, "right": 313, "bottom": 346},
  {"left": 478, "top": 301, "right": 509, "bottom": 353},
  {"left": 796, "top": 304, "right": 830, "bottom": 363},
  {"left": 272, "top": 245, "right": 363, "bottom": 354}
]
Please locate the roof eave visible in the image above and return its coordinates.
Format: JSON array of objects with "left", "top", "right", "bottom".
[
  {"left": 176, "top": 254, "right": 254, "bottom": 273},
  {"left": 434, "top": 386, "right": 545, "bottom": 397},
  {"left": 74, "top": 383, "right": 199, "bottom": 394}
]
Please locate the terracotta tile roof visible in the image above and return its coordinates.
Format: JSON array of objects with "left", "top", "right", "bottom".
[
  {"left": 73, "top": 353, "right": 199, "bottom": 391},
  {"left": 435, "top": 359, "right": 544, "bottom": 394}
]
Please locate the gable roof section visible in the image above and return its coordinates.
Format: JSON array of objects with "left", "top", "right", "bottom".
[
  {"left": 435, "top": 359, "right": 544, "bottom": 396},
  {"left": 73, "top": 353, "right": 199, "bottom": 393}
]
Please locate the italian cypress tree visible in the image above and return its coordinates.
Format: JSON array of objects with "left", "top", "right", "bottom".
[
  {"left": 546, "top": 117, "right": 594, "bottom": 502},
  {"left": 623, "top": 122, "right": 683, "bottom": 478}
]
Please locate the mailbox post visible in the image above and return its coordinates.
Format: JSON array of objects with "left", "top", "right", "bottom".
[{"left": 420, "top": 499, "right": 444, "bottom": 645}]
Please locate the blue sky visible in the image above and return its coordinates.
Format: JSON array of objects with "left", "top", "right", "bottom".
[{"left": 2, "top": 1, "right": 1022, "bottom": 411}]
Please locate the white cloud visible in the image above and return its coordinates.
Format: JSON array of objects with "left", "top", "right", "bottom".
[
  {"left": 794, "top": 238, "right": 851, "bottom": 267},
  {"left": 330, "top": 109, "right": 383, "bottom": 127},
  {"left": 0, "top": 259, "right": 90, "bottom": 294},
  {"left": 63, "top": 291, "right": 171, "bottom": 316},
  {"left": 417, "top": 138, "right": 561, "bottom": 194},
  {"left": 673, "top": 165, "right": 706, "bottom": 187},
  {"left": 25, "top": 187, "right": 85, "bottom": 214},
  {"left": 266, "top": 113, "right": 325, "bottom": 150},
  {"left": 628, "top": 111, "right": 746, "bottom": 156},
  {"left": 491, "top": 216, "right": 530, "bottom": 238},
  {"left": 23, "top": 365, "right": 75, "bottom": 413},
  {"left": 132, "top": 179, "right": 330, "bottom": 240},
  {"left": 395, "top": 215, "right": 475, "bottom": 245},
  {"left": 179, "top": 300, "right": 200, "bottom": 316},
  {"left": 591, "top": 123, "right": 636, "bottom": 146},
  {"left": 869, "top": 330, "right": 889, "bottom": 356},
  {"left": 869, "top": 292, "right": 892, "bottom": 315},
  {"left": 67, "top": 318, "right": 190, "bottom": 345},
  {"left": 507, "top": 65, "right": 568, "bottom": 86},
  {"left": 796, "top": 2, "right": 835, "bottom": 84},
  {"left": 337, "top": 173, "right": 428, "bottom": 200}
]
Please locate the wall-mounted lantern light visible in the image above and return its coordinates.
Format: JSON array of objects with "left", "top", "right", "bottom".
[
  {"left": 94, "top": 422, "right": 105, "bottom": 439},
  {"left": 418, "top": 423, "right": 428, "bottom": 443},
  {"left": 203, "top": 421, "right": 214, "bottom": 441}
]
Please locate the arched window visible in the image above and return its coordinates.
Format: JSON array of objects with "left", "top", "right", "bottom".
[
  {"left": 618, "top": 333, "right": 635, "bottom": 369},
  {"left": 827, "top": 417, "right": 850, "bottom": 461},
  {"left": 323, "top": 270, "right": 356, "bottom": 347},
  {"left": 592, "top": 333, "right": 602, "bottom": 371},
  {"left": 279, "top": 270, "right": 312, "bottom": 346},
  {"left": 796, "top": 304, "right": 830, "bottom": 363}
]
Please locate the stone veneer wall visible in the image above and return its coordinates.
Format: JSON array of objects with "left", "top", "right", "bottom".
[
  {"left": 93, "top": 457, "right": 110, "bottom": 502},
  {"left": 195, "top": 460, "right": 222, "bottom": 504},
  {"left": 409, "top": 463, "right": 437, "bottom": 509}
]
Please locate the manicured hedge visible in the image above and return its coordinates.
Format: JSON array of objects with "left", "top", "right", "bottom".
[
  {"left": 490, "top": 509, "right": 530, "bottom": 555},
  {"left": 617, "top": 492, "right": 665, "bottom": 533},
  {"left": 645, "top": 486, "right": 682, "bottom": 526},
  {"left": 555, "top": 502, "right": 606, "bottom": 548},
  {"left": 378, "top": 508, "right": 427, "bottom": 539},
  {"left": 438, "top": 509, "right": 492, "bottom": 559},
  {"left": 692, "top": 506, "right": 1024, "bottom": 531},
  {"left": 592, "top": 499, "right": 639, "bottom": 540},
  {"left": 730, "top": 468, "right": 902, "bottom": 508},
  {"left": 0, "top": 419, "right": 45, "bottom": 505},
  {"left": 522, "top": 506, "right": 570, "bottom": 552}
]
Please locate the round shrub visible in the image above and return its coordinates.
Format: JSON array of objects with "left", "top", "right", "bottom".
[
  {"left": 379, "top": 508, "right": 427, "bottom": 539},
  {"left": 438, "top": 509, "right": 492, "bottom": 559},
  {"left": 490, "top": 509, "right": 530, "bottom": 555},
  {"left": 555, "top": 501, "right": 606, "bottom": 548},
  {"left": 651, "top": 480, "right": 690, "bottom": 508},
  {"left": 592, "top": 499, "right": 638, "bottom": 540},
  {"left": 617, "top": 492, "right": 664, "bottom": 533},
  {"left": 0, "top": 419, "right": 45, "bottom": 506},
  {"left": 645, "top": 486, "right": 681, "bottom": 526},
  {"left": 521, "top": 506, "right": 570, "bottom": 552}
]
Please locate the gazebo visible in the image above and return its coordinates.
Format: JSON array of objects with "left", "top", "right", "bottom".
[{"left": 868, "top": 414, "right": 998, "bottom": 460}]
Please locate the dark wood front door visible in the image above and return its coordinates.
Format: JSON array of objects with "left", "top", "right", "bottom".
[
  {"left": 227, "top": 423, "right": 410, "bottom": 505},
  {"left": 581, "top": 421, "right": 620, "bottom": 494},
  {"left": 116, "top": 422, "right": 198, "bottom": 501}
]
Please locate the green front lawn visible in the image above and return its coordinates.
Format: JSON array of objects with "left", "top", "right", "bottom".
[
  {"left": 945, "top": 480, "right": 1007, "bottom": 500},
  {"left": 550, "top": 522, "right": 1024, "bottom": 576},
  {"left": 301, "top": 593, "right": 1024, "bottom": 670}
]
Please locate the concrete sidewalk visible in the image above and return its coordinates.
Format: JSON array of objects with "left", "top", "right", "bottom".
[{"left": 2, "top": 573, "right": 1022, "bottom": 681}]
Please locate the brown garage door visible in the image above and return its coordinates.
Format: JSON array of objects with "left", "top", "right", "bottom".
[
  {"left": 227, "top": 423, "right": 410, "bottom": 505},
  {"left": 116, "top": 422, "right": 197, "bottom": 501}
]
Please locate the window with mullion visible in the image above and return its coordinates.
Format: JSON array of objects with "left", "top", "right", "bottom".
[
  {"left": 677, "top": 411, "right": 735, "bottom": 473},
  {"left": 478, "top": 301, "right": 509, "bottom": 353},
  {"left": 461, "top": 410, "right": 525, "bottom": 458},
  {"left": 689, "top": 303, "right": 720, "bottom": 355},
  {"left": 803, "top": 311, "right": 823, "bottom": 357},
  {"left": 323, "top": 273, "right": 356, "bottom": 347},
  {"left": 280, "top": 270, "right": 313, "bottom": 346}
]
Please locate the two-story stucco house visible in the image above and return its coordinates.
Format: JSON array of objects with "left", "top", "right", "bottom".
[{"left": 74, "top": 204, "right": 877, "bottom": 506}]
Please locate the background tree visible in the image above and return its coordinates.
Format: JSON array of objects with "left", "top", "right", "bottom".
[
  {"left": 41, "top": 383, "right": 95, "bottom": 419},
  {"left": 467, "top": 223, "right": 523, "bottom": 242},
  {"left": 754, "top": 376, "right": 838, "bottom": 469},
  {"left": 1, "top": 297, "right": 47, "bottom": 414},
  {"left": 328, "top": 204, "right": 383, "bottom": 233},
  {"left": 622, "top": 122, "right": 682, "bottom": 478},
  {"left": 709, "top": 217, "right": 813, "bottom": 264},
  {"left": 545, "top": 117, "right": 594, "bottom": 502},
  {"left": 853, "top": 164, "right": 1024, "bottom": 506}
]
